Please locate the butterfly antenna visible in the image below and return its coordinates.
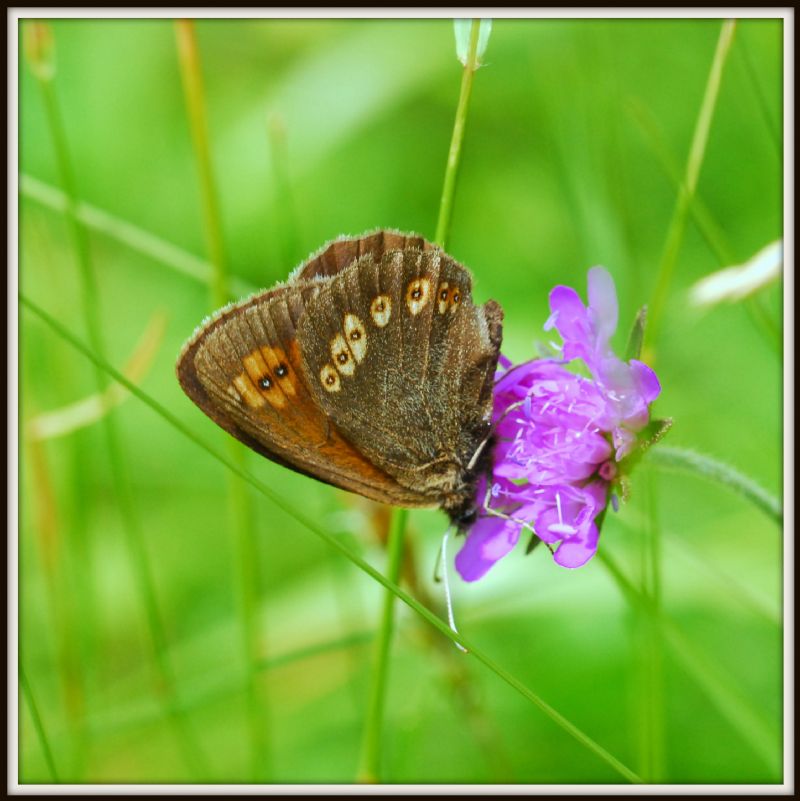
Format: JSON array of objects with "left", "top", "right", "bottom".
[{"left": 440, "top": 527, "right": 468, "bottom": 654}]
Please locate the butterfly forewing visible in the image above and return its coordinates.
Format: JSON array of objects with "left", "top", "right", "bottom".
[{"left": 177, "top": 281, "right": 427, "bottom": 507}]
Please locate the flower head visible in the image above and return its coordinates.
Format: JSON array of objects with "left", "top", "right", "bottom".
[{"left": 456, "top": 267, "right": 662, "bottom": 581}]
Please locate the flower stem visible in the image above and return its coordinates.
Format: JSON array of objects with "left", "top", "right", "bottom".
[
  {"left": 22, "top": 292, "right": 645, "bottom": 784},
  {"left": 434, "top": 18, "right": 482, "bottom": 247},
  {"left": 647, "top": 20, "right": 737, "bottom": 348},
  {"left": 28, "top": 22, "right": 208, "bottom": 781},
  {"left": 175, "top": 19, "right": 271, "bottom": 782},
  {"left": 20, "top": 665, "right": 60, "bottom": 782},
  {"left": 174, "top": 19, "right": 229, "bottom": 308},
  {"left": 357, "top": 508, "right": 408, "bottom": 782},
  {"left": 644, "top": 445, "right": 782, "bottom": 524},
  {"left": 636, "top": 477, "right": 665, "bottom": 781}
]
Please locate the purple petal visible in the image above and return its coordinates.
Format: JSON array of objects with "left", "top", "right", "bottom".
[
  {"left": 587, "top": 266, "right": 618, "bottom": 342},
  {"left": 630, "top": 359, "right": 661, "bottom": 403},
  {"left": 553, "top": 522, "right": 599, "bottom": 568},
  {"left": 548, "top": 285, "right": 591, "bottom": 343},
  {"left": 455, "top": 516, "right": 521, "bottom": 582}
]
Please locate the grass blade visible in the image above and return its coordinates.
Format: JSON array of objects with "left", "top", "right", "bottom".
[
  {"left": 20, "top": 666, "right": 60, "bottom": 782},
  {"left": 647, "top": 20, "right": 737, "bottom": 347}
]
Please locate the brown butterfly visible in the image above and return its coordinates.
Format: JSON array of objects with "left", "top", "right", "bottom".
[{"left": 176, "top": 230, "right": 504, "bottom": 526}]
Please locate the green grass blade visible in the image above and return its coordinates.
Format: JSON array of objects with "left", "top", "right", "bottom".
[
  {"left": 19, "top": 173, "right": 258, "bottom": 296},
  {"left": 648, "top": 20, "right": 737, "bottom": 347},
  {"left": 20, "top": 293, "right": 643, "bottom": 784},
  {"left": 20, "top": 665, "right": 60, "bottom": 782}
]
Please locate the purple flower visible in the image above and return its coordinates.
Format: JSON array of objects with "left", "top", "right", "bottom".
[{"left": 456, "top": 267, "right": 661, "bottom": 581}]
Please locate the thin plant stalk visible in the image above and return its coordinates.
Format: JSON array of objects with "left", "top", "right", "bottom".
[
  {"left": 23, "top": 431, "right": 88, "bottom": 778},
  {"left": 357, "top": 508, "right": 408, "bottom": 782},
  {"left": 20, "top": 173, "right": 256, "bottom": 297},
  {"left": 647, "top": 20, "right": 737, "bottom": 348},
  {"left": 27, "top": 22, "right": 208, "bottom": 781},
  {"left": 637, "top": 476, "right": 665, "bottom": 781},
  {"left": 20, "top": 666, "right": 60, "bottom": 782},
  {"left": 21, "top": 292, "right": 644, "bottom": 785},
  {"left": 626, "top": 102, "right": 781, "bottom": 354},
  {"left": 357, "top": 19, "right": 485, "bottom": 783},
  {"left": 175, "top": 18, "right": 271, "bottom": 782},
  {"left": 434, "top": 18, "right": 482, "bottom": 248}
]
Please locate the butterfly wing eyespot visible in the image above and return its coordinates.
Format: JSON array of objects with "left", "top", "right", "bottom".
[
  {"left": 437, "top": 281, "right": 450, "bottom": 314},
  {"left": 330, "top": 333, "right": 356, "bottom": 376},
  {"left": 406, "top": 278, "right": 431, "bottom": 315},
  {"left": 448, "top": 286, "right": 461, "bottom": 313},
  {"left": 232, "top": 372, "right": 267, "bottom": 409},
  {"left": 343, "top": 313, "right": 368, "bottom": 362},
  {"left": 320, "top": 364, "right": 341, "bottom": 393},
  {"left": 370, "top": 295, "right": 392, "bottom": 327}
]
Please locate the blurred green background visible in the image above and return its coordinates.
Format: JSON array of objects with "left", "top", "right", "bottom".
[{"left": 19, "top": 16, "right": 783, "bottom": 785}]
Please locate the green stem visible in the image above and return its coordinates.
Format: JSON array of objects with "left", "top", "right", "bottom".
[
  {"left": 357, "top": 509, "right": 408, "bottom": 782},
  {"left": 175, "top": 19, "right": 229, "bottom": 307},
  {"left": 21, "top": 293, "right": 643, "bottom": 784},
  {"left": 647, "top": 20, "right": 736, "bottom": 348},
  {"left": 20, "top": 174, "right": 257, "bottom": 297},
  {"left": 175, "top": 19, "right": 270, "bottom": 782},
  {"left": 638, "top": 478, "right": 665, "bottom": 781},
  {"left": 434, "top": 19, "right": 482, "bottom": 247},
  {"left": 20, "top": 665, "right": 60, "bottom": 782},
  {"left": 644, "top": 445, "right": 782, "bottom": 524},
  {"left": 31, "top": 34, "right": 207, "bottom": 781}
]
